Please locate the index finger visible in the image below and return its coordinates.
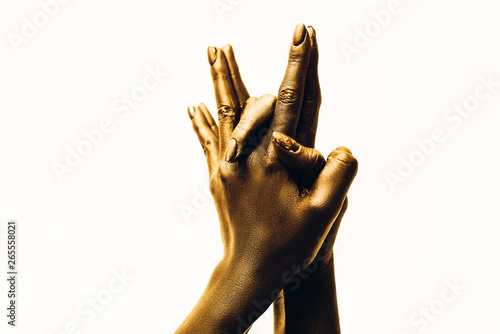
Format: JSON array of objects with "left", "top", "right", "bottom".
[{"left": 270, "top": 23, "right": 312, "bottom": 139}]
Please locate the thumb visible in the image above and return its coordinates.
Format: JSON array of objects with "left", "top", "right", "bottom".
[
  {"left": 225, "top": 94, "right": 276, "bottom": 162},
  {"left": 272, "top": 131, "right": 325, "bottom": 184},
  {"left": 309, "top": 147, "right": 358, "bottom": 217}
]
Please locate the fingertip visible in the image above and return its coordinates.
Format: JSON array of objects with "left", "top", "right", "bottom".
[
  {"left": 260, "top": 94, "right": 277, "bottom": 105},
  {"left": 225, "top": 138, "right": 238, "bottom": 162},
  {"left": 306, "top": 26, "right": 316, "bottom": 40},
  {"left": 187, "top": 106, "right": 195, "bottom": 119},
  {"left": 272, "top": 137, "right": 296, "bottom": 163},
  {"left": 197, "top": 103, "right": 210, "bottom": 119},
  {"left": 272, "top": 130, "right": 285, "bottom": 143},
  {"left": 293, "top": 23, "right": 307, "bottom": 46},
  {"left": 306, "top": 26, "right": 318, "bottom": 63},
  {"left": 264, "top": 93, "right": 277, "bottom": 101},
  {"left": 328, "top": 149, "right": 358, "bottom": 170},
  {"left": 335, "top": 146, "right": 352, "bottom": 154},
  {"left": 245, "top": 97, "right": 258, "bottom": 106},
  {"left": 221, "top": 44, "right": 234, "bottom": 57},
  {"left": 198, "top": 103, "right": 211, "bottom": 117},
  {"left": 272, "top": 136, "right": 287, "bottom": 153},
  {"left": 273, "top": 131, "right": 299, "bottom": 152},
  {"left": 207, "top": 46, "right": 218, "bottom": 66}
]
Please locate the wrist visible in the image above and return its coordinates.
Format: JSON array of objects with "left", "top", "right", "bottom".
[
  {"left": 215, "top": 256, "right": 285, "bottom": 332},
  {"left": 176, "top": 257, "right": 283, "bottom": 334},
  {"left": 221, "top": 244, "right": 296, "bottom": 286},
  {"left": 279, "top": 258, "right": 340, "bottom": 334},
  {"left": 219, "top": 251, "right": 286, "bottom": 292}
]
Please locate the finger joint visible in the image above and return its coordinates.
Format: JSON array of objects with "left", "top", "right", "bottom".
[
  {"left": 218, "top": 105, "right": 237, "bottom": 120},
  {"left": 278, "top": 88, "right": 299, "bottom": 105}
]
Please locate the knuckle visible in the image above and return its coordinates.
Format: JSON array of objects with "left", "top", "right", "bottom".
[
  {"left": 337, "top": 153, "right": 358, "bottom": 167},
  {"left": 328, "top": 148, "right": 358, "bottom": 167},
  {"left": 208, "top": 182, "right": 216, "bottom": 196},
  {"left": 307, "top": 196, "right": 330, "bottom": 216},
  {"left": 217, "top": 105, "right": 237, "bottom": 120},
  {"left": 234, "top": 121, "right": 248, "bottom": 134},
  {"left": 201, "top": 139, "right": 214, "bottom": 155},
  {"left": 216, "top": 163, "right": 232, "bottom": 185},
  {"left": 288, "top": 53, "right": 302, "bottom": 64},
  {"left": 278, "top": 87, "right": 299, "bottom": 105},
  {"left": 208, "top": 172, "right": 219, "bottom": 195}
]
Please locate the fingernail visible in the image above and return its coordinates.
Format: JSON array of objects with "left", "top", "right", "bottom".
[
  {"left": 293, "top": 23, "right": 307, "bottom": 46},
  {"left": 187, "top": 106, "right": 195, "bottom": 119},
  {"left": 207, "top": 46, "right": 218, "bottom": 66},
  {"left": 273, "top": 131, "right": 299, "bottom": 152},
  {"left": 225, "top": 138, "right": 238, "bottom": 162}
]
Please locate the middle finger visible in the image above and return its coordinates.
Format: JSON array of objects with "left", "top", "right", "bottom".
[{"left": 208, "top": 46, "right": 241, "bottom": 158}]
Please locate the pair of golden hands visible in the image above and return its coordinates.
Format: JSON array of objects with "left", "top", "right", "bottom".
[{"left": 179, "top": 23, "right": 358, "bottom": 334}]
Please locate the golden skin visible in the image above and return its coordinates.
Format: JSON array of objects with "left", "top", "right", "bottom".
[{"left": 176, "top": 24, "right": 357, "bottom": 334}]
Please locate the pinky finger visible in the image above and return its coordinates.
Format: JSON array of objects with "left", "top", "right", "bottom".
[
  {"left": 198, "top": 103, "right": 218, "bottom": 138},
  {"left": 188, "top": 105, "right": 219, "bottom": 174}
]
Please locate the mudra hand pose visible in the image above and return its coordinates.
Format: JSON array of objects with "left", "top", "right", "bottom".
[{"left": 176, "top": 23, "right": 358, "bottom": 334}]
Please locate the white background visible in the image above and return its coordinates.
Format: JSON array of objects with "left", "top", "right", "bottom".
[{"left": 1, "top": 0, "right": 499, "bottom": 333}]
